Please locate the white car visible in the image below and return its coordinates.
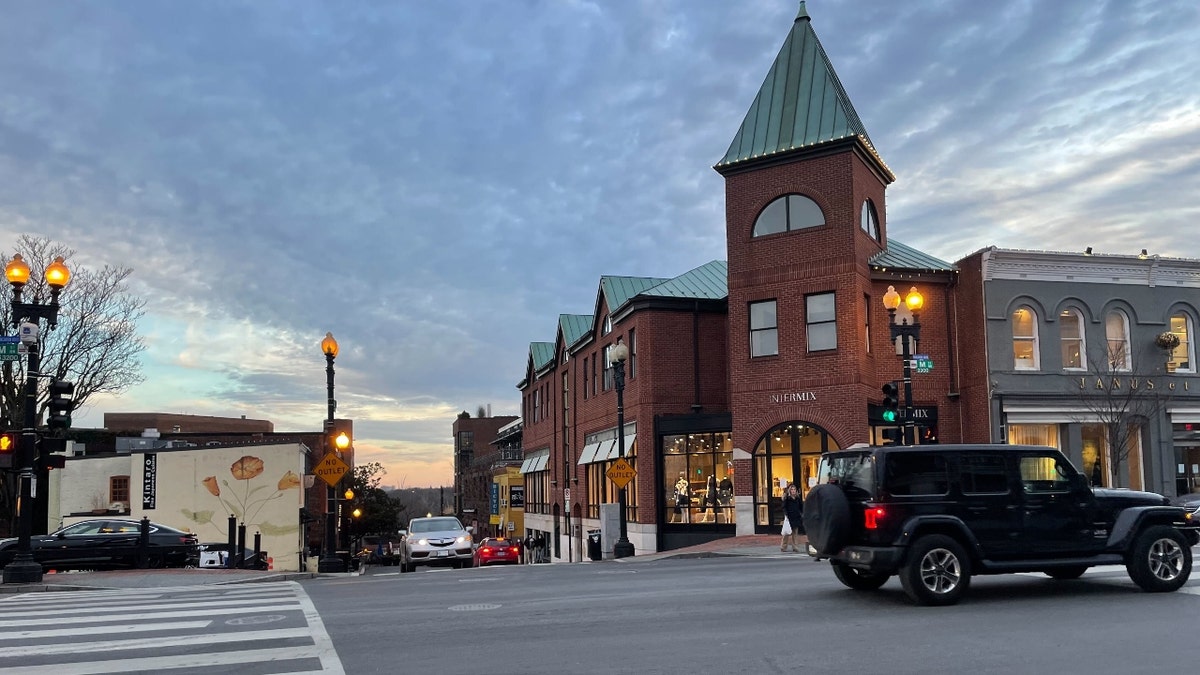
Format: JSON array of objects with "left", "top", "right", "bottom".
[{"left": 399, "top": 516, "right": 474, "bottom": 572}]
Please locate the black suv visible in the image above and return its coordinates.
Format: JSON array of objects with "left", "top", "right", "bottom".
[{"left": 803, "top": 444, "right": 1198, "bottom": 606}]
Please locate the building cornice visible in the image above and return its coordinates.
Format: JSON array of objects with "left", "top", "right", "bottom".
[{"left": 981, "top": 247, "right": 1200, "bottom": 289}]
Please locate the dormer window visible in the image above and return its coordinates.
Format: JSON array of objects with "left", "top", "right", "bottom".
[
  {"left": 752, "top": 194, "right": 824, "bottom": 237},
  {"left": 602, "top": 315, "right": 612, "bottom": 335},
  {"left": 860, "top": 199, "right": 880, "bottom": 240}
]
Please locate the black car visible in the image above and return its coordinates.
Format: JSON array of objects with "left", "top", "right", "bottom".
[
  {"left": 0, "top": 519, "right": 199, "bottom": 571},
  {"left": 803, "top": 444, "right": 1199, "bottom": 606}
]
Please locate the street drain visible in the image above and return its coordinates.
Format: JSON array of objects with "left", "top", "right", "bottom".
[{"left": 448, "top": 603, "right": 501, "bottom": 612}]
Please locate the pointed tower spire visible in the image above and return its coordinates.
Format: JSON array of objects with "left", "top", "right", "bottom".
[
  {"left": 714, "top": 3, "right": 892, "bottom": 181},
  {"left": 796, "top": 1, "right": 810, "bottom": 22}
]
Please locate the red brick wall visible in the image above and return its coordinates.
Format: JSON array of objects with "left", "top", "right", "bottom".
[{"left": 951, "top": 250, "right": 993, "bottom": 443}]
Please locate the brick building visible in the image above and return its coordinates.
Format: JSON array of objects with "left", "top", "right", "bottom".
[
  {"left": 452, "top": 410, "right": 519, "bottom": 534},
  {"left": 502, "top": 2, "right": 1200, "bottom": 560}
]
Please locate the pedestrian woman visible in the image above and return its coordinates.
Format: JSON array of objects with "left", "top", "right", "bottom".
[{"left": 781, "top": 483, "right": 803, "bottom": 552}]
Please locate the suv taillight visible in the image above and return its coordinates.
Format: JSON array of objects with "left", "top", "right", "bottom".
[{"left": 863, "top": 506, "right": 885, "bottom": 530}]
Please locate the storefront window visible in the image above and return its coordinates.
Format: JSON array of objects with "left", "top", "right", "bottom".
[
  {"left": 1081, "top": 422, "right": 1144, "bottom": 490},
  {"left": 1007, "top": 423, "right": 1058, "bottom": 448},
  {"left": 1174, "top": 423, "right": 1200, "bottom": 495},
  {"left": 662, "top": 433, "right": 733, "bottom": 525},
  {"left": 753, "top": 422, "right": 839, "bottom": 531}
]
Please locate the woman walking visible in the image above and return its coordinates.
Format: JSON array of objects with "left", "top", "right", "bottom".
[{"left": 781, "top": 483, "right": 804, "bottom": 552}]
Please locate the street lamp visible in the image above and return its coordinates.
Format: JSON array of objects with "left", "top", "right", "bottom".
[
  {"left": 4, "top": 254, "right": 71, "bottom": 584},
  {"left": 608, "top": 339, "right": 634, "bottom": 558},
  {"left": 317, "top": 332, "right": 348, "bottom": 573},
  {"left": 882, "top": 286, "right": 923, "bottom": 446}
]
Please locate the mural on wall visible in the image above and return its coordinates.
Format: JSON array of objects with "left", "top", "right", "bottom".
[{"left": 181, "top": 455, "right": 302, "bottom": 538}]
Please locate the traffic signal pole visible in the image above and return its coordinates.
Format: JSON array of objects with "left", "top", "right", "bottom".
[{"left": 4, "top": 337, "right": 42, "bottom": 583}]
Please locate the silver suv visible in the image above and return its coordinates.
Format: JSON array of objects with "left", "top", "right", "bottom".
[{"left": 399, "top": 516, "right": 474, "bottom": 572}]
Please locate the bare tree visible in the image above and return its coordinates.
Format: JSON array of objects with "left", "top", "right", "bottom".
[
  {"left": 1, "top": 235, "right": 147, "bottom": 426},
  {"left": 1069, "top": 339, "right": 1174, "bottom": 487}
]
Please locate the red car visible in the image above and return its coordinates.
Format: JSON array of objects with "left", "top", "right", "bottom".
[{"left": 473, "top": 537, "right": 520, "bottom": 566}]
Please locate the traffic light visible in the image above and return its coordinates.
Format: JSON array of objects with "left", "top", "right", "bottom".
[
  {"left": 881, "top": 381, "right": 899, "bottom": 423},
  {"left": 880, "top": 427, "right": 901, "bottom": 447},
  {"left": 0, "top": 432, "right": 15, "bottom": 469},
  {"left": 38, "top": 436, "right": 68, "bottom": 471},
  {"left": 47, "top": 379, "right": 75, "bottom": 430}
]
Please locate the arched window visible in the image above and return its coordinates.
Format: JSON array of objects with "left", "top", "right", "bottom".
[
  {"left": 1168, "top": 313, "right": 1194, "bottom": 373},
  {"left": 752, "top": 422, "right": 839, "bottom": 531},
  {"left": 752, "top": 194, "right": 825, "bottom": 237},
  {"left": 1059, "top": 309, "right": 1085, "bottom": 370},
  {"left": 860, "top": 199, "right": 880, "bottom": 240},
  {"left": 1106, "top": 310, "right": 1131, "bottom": 371},
  {"left": 1012, "top": 306, "right": 1039, "bottom": 370}
]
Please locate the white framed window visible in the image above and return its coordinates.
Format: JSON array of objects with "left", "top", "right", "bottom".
[
  {"left": 1168, "top": 313, "right": 1194, "bottom": 373},
  {"left": 752, "top": 194, "right": 825, "bottom": 237},
  {"left": 1106, "top": 310, "right": 1131, "bottom": 371},
  {"left": 1059, "top": 309, "right": 1085, "bottom": 370},
  {"left": 1012, "top": 306, "right": 1040, "bottom": 370},
  {"left": 750, "top": 300, "right": 778, "bottom": 357},
  {"left": 806, "top": 292, "right": 837, "bottom": 352}
]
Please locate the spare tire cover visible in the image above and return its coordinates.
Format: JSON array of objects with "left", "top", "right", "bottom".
[{"left": 803, "top": 483, "right": 852, "bottom": 555}]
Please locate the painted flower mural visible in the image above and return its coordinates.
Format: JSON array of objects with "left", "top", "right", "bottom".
[{"left": 182, "top": 455, "right": 301, "bottom": 537}]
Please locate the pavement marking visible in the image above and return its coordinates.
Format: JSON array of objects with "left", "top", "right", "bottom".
[
  {"left": 0, "top": 620, "right": 212, "bottom": 641},
  {"left": 8, "top": 645, "right": 320, "bottom": 675},
  {"left": 0, "top": 595, "right": 299, "bottom": 619},
  {"left": 373, "top": 572, "right": 401, "bottom": 576},
  {"left": 0, "top": 602, "right": 302, "bottom": 629},
  {"left": 0, "top": 627, "right": 313, "bottom": 658}
]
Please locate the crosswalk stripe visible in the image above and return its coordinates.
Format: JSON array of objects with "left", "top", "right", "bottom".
[
  {"left": 0, "top": 595, "right": 296, "bottom": 618},
  {"left": 0, "top": 627, "right": 313, "bottom": 658},
  {"left": 6, "top": 645, "right": 321, "bottom": 674},
  {"left": 0, "top": 602, "right": 301, "bottom": 628},
  {"left": 0, "top": 620, "right": 212, "bottom": 640}
]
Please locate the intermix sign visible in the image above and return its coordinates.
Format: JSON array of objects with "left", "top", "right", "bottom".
[{"left": 142, "top": 453, "right": 157, "bottom": 509}]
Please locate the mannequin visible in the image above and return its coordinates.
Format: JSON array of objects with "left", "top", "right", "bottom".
[{"left": 674, "top": 474, "right": 690, "bottom": 522}]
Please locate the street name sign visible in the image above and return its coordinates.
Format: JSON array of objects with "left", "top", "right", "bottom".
[{"left": 913, "top": 354, "right": 934, "bottom": 374}]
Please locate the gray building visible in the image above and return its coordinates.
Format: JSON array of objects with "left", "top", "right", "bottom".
[{"left": 961, "top": 247, "right": 1200, "bottom": 497}]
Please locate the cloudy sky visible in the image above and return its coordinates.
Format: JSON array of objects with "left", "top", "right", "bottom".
[{"left": 1, "top": 0, "right": 1197, "bottom": 488}]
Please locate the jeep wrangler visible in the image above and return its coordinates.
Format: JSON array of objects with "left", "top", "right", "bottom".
[{"left": 802, "top": 444, "right": 1199, "bottom": 606}]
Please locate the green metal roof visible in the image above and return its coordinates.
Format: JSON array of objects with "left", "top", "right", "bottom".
[
  {"left": 530, "top": 342, "right": 555, "bottom": 372},
  {"left": 869, "top": 240, "right": 956, "bottom": 272},
  {"left": 716, "top": 1, "right": 883, "bottom": 171},
  {"left": 641, "top": 260, "right": 728, "bottom": 300},
  {"left": 559, "top": 314, "right": 592, "bottom": 347},
  {"left": 600, "top": 275, "right": 670, "bottom": 314}
]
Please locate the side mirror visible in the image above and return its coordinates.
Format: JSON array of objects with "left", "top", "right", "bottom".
[
  {"left": 1070, "top": 473, "right": 1090, "bottom": 491},
  {"left": 466, "top": 525, "right": 475, "bottom": 533},
  {"left": 397, "top": 529, "right": 408, "bottom": 538}
]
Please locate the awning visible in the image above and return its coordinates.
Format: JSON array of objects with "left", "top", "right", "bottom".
[
  {"left": 598, "top": 439, "right": 619, "bottom": 461},
  {"left": 577, "top": 442, "right": 602, "bottom": 466},
  {"left": 520, "top": 449, "right": 550, "bottom": 474}
]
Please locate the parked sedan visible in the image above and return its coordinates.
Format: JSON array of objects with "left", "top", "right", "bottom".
[
  {"left": 1175, "top": 493, "right": 1200, "bottom": 545},
  {"left": 0, "top": 519, "right": 199, "bottom": 571},
  {"left": 474, "top": 537, "right": 520, "bottom": 567}
]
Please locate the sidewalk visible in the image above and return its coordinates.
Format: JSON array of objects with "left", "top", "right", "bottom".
[{"left": 618, "top": 533, "right": 810, "bottom": 563}]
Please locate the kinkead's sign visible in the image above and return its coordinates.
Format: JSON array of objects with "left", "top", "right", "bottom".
[{"left": 142, "top": 453, "right": 157, "bottom": 510}]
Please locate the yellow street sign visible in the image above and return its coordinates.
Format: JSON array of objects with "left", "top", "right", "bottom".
[
  {"left": 606, "top": 457, "right": 636, "bottom": 489},
  {"left": 314, "top": 452, "right": 350, "bottom": 487}
]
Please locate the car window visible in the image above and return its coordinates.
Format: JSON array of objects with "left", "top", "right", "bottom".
[
  {"left": 960, "top": 455, "right": 1009, "bottom": 494},
  {"left": 60, "top": 521, "right": 106, "bottom": 535},
  {"left": 817, "top": 452, "right": 876, "bottom": 499},
  {"left": 884, "top": 453, "right": 949, "bottom": 496},
  {"left": 1019, "top": 455, "right": 1073, "bottom": 493},
  {"left": 410, "top": 518, "right": 464, "bottom": 533}
]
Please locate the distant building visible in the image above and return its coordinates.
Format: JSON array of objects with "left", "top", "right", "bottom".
[
  {"left": 104, "top": 412, "right": 274, "bottom": 435},
  {"left": 452, "top": 411, "right": 518, "bottom": 534}
]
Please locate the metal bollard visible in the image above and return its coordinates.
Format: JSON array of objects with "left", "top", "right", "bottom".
[
  {"left": 137, "top": 516, "right": 151, "bottom": 568},
  {"left": 226, "top": 515, "right": 237, "bottom": 569},
  {"left": 253, "top": 531, "right": 262, "bottom": 570},
  {"left": 236, "top": 523, "right": 246, "bottom": 569}
]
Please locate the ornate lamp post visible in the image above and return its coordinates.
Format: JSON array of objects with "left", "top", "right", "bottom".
[
  {"left": 317, "top": 332, "right": 349, "bottom": 573},
  {"left": 882, "top": 286, "right": 924, "bottom": 446},
  {"left": 4, "top": 254, "right": 71, "bottom": 584},
  {"left": 608, "top": 339, "right": 634, "bottom": 558}
]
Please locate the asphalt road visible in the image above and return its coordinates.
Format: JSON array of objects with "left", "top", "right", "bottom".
[{"left": 304, "top": 555, "right": 1199, "bottom": 675}]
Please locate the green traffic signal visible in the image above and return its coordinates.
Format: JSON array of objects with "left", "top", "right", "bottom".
[{"left": 881, "top": 409, "right": 897, "bottom": 423}]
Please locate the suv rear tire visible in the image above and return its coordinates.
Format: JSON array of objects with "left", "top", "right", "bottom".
[
  {"left": 1126, "top": 525, "right": 1192, "bottom": 592},
  {"left": 1044, "top": 566, "right": 1088, "bottom": 580},
  {"left": 803, "top": 484, "right": 852, "bottom": 555},
  {"left": 899, "top": 534, "right": 971, "bottom": 606},
  {"left": 832, "top": 561, "right": 890, "bottom": 591}
]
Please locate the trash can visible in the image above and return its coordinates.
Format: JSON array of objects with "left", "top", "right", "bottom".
[{"left": 587, "top": 529, "right": 602, "bottom": 561}]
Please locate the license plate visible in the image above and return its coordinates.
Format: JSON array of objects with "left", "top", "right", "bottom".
[{"left": 436, "top": 550, "right": 448, "bottom": 557}]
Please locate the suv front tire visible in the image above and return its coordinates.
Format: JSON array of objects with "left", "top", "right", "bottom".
[
  {"left": 899, "top": 534, "right": 972, "bottom": 606},
  {"left": 1126, "top": 525, "right": 1192, "bottom": 593}
]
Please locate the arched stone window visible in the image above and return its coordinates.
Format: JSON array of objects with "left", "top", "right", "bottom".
[
  {"left": 1059, "top": 309, "right": 1085, "bottom": 370},
  {"left": 1106, "top": 310, "right": 1131, "bottom": 371},
  {"left": 860, "top": 199, "right": 880, "bottom": 240},
  {"left": 1012, "top": 306, "right": 1039, "bottom": 370},
  {"left": 1168, "top": 312, "right": 1194, "bottom": 373}
]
